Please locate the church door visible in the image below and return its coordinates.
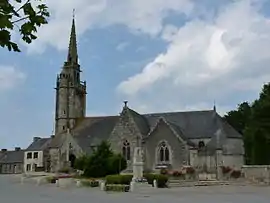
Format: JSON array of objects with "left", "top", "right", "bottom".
[{"left": 69, "top": 154, "right": 76, "bottom": 168}]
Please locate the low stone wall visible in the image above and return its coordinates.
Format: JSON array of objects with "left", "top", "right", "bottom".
[{"left": 241, "top": 165, "right": 270, "bottom": 183}]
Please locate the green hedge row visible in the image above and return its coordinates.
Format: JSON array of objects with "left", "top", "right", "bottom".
[
  {"left": 81, "top": 180, "right": 99, "bottom": 187},
  {"left": 105, "top": 174, "right": 168, "bottom": 188},
  {"left": 105, "top": 174, "right": 133, "bottom": 185},
  {"left": 105, "top": 184, "right": 130, "bottom": 192},
  {"left": 144, "top": 174, "right": 168, "bottom": 188}
]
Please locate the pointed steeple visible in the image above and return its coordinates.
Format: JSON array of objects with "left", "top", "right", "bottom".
[
  {"left": 67, "top": 9, "right": 78, "bottom": 64},
  {"left": 213, "top": 100, "right": 216, "bottom": 112}
]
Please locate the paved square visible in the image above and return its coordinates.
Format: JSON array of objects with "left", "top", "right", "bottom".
[{"left": 1, "top": 175, "right": 270, "bottom": 203}]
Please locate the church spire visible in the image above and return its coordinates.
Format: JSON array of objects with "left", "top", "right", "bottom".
[{"left": 67, "top": 9, "right": 78, "bottom": 64}]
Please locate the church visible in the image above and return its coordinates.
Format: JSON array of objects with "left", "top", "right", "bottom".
[{"left": 46, "top": 16, "right": 244, "bottom": 174}]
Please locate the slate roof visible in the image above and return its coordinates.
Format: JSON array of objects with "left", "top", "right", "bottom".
[
  {"left": 143, "top": 110, "right": 242, "bottom": 139},
  {"left": 128, "top": 109, "right": 150, "bottom": 136},
  {"left": 73, "top": 116, "right": 118, "bottom": 153},
  {"left": 26, "top": 138, "right": 51, "bottom": 151},
  {"left": 0, "top": 150, "right": 25, "bottom": 164},
  {"left": 55, "top": 108, "right": 242, "bottom": 153}
]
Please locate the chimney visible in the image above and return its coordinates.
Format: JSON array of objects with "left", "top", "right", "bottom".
[
  {"left": 15, "top": 147, "right": 21, "bottom": 151},
  {"left": 1, "top": 149, "right": 7, "bottom": 152},
  {"left": 33, "top": 137, "right": 41, "bottom": 142}
]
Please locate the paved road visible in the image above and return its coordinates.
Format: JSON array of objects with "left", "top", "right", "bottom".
[{"left": 1, "top": 175, "right": 270, "bottom": 203}]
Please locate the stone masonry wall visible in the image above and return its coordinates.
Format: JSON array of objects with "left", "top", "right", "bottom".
[
  {"left": 144, "top": 119, "right": 188, "bottom": 171},
  {"left": 108, "top": 109, "right": 142, "bottom": 170}
]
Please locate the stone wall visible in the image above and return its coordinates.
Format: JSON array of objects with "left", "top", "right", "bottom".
[
  {"left": 109, "top": 108, "right": 142, "bottom": 170},
  {"left": 144, "top": 119, "right": 188, "bottom": 171},
  {"left": 242, "top": 165, "right": 270, "bottom": 183},
  {"left": 0, "top": 163, "right": 23, "bottom": 174}
]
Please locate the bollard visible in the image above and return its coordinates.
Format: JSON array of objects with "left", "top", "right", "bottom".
[
  {"left": 153, "top": 179, "right": 157, "bottom": 188},
  {"left": 55, "top": 179, "right": 59, "bottom": 187},
  {"left": 130, "top": 181, "right": 135, "bottom": 192},
  {"left": 21, "top": 176, "right": 25, "bottom": 184},
  {"left": 37, "top": 178, "right": 41, "bottom": 186},
  {"left": 100, "top": 182, "right": 105, "bottom": 191},
  {"left": 76, "top": 180, "right": 81, "bottom": 187}
]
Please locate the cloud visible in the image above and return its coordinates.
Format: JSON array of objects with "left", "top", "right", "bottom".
[
  {"left": 116, "top": 42, "right": 129, "bottom": 51},
  {"left": 117, "top": 0, "right": 270, "bottom": 113},
  {"left": 0, "top": 65, "right": 26, "bottom": 92},
  {"left": 24, "top": 0, "right": 194, "bottom": 53}
]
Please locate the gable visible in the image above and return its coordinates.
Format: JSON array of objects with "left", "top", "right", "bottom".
[{"left": 146, "top": 117, "right": 189, "bottom": 145}]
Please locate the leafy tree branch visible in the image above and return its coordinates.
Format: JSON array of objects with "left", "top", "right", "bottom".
[{"left": 0, "top": 0, "right": 50, "bottom": 52}]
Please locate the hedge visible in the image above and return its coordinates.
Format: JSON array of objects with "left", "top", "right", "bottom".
[
  {"left": 105, "top": 184, "right": 130, "bottom": 192},
  {"left": 144, "top": 173, "right": 168, "bottom": 188},
  {"left": 80, "top": 180, "right": 99, "bottom": 187},
  {"left": 105, "top": 174, "right": 133, "bottom": 185}
]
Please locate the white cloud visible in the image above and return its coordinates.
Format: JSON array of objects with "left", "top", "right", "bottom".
[
  {"left": 24, "top": 0, "right": 194, "bottom": 53},
  {"left": 117, "top": 0, "right": 270, "bottom": 113},
  {"left": 116, "top": 42, "right": 129, "bottom": 51},
  {"left": 0, "top": 65, "right": 26, "bottom": 92}
]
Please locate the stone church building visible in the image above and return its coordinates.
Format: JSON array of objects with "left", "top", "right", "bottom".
[{"left": 47, "top": 17, "right": 244, "bottom": 173}]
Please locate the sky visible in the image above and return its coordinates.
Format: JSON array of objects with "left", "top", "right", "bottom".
[{"left": 1, "top": 0, "right": 270, "bottom": 149}]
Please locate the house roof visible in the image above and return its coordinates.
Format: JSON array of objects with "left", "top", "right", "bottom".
[
  {"left": 26, "top": 138, "right": 51, "bottom": 151},
  {"left": 0, "top": 150, "right": 25, "bottom": 164}
]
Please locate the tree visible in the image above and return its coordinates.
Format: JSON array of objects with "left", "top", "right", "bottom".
[
  {"left": 224, "top": 83, "right": 270, "bottom": 165},
  {"left": 0, "top": 0, "right": 50, "bottom": 52},
  {"left": 224, "top": 101, "right": 251, "bottom": 134},
  {"left": 75, "top": 141, "right": 127, "bottom": 178}
]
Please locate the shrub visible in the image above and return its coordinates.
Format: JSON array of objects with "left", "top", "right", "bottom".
[
  {"left": 81, "top": 180, "right": 99, "bottom": 187},
  {"left": 156, "top": 174, "right": 168, "bottom": 188},
  {"left": 144, "top": 173, "right": 168, "bottom": 188},
  {"left": 105, "top": 174, "right": 133, "bottom": 185},
  {"left": 221, "top": 166, "right": 232, "bottom": 174},
  {"left": 57, "top": 174, "right": 74, "bottom": 179},
  {"left": 230, "top": 170, "right": 241, "bottom": 179},
  {"left": 172, "top": 170, "right": 183, "bottom": 177},
  {"left": 105, "top": 184, "right": 130, "bottom": 192},
  {"left": 186, "top": 166, "right": 195, "bottom": 174},
  {"left": 77, "top": 141, "right": 127, "bottom": 178},
  {"left": 144, "top": 173, "right": 156, "bottom": 185},
  {"left": 58, "top": 167, "right": 70, "bottom": 174},
  {"left": 46, "top": 176, "right": 58, "bottom": 183}
]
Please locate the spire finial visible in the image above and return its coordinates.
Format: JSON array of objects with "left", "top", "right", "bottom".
[
  {"left": 213, "top": 100, "right": 216, "bottom": 112},
  {"left": 124, "top": 101, "right": 128, "bottom": 107},
  {"left": 72, "top": 9, "right": 75, "bottom": 19},
  {"left": 67, "top": 10, "right": 78, "bottom": 64}
]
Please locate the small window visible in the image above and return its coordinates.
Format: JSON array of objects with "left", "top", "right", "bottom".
[
  {"left": 63, "top": 126, "right": 65, "bottom": 130},
  {"left": 33, "top": 152, "right": 38, "bottom": 159},
  {"left": 27, "top": 152, "right": 32, "bottom": 159},
  {"left": 63, "top": 110, "right": 66, "bottom": 115},
  {"left": 26, "top": 164, "right": 31, "bottom": 171},
  {"left": 122, "top": 140, "right": 131, "bottom": 161}
]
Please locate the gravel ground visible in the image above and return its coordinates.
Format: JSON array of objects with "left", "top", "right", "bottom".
[{"left": 1, "top": 175, "right": 270, "bottom": 203}]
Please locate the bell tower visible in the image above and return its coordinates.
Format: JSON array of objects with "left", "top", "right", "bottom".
[{"left": 54, "top": 12, "right": 87, "bottom": 135}]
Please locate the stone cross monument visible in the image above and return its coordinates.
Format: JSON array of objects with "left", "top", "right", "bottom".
[{"left": 132, "top": 147, "right": 144, "bottom": 181}]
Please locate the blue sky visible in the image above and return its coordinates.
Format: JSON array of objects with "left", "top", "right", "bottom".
[{"left": 1, "top": 0, "right": 270, "bottom": 149}]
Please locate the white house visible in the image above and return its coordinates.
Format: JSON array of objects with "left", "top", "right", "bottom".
[{"left": 24, "top": 137, "right": 51, "bottom": 173}]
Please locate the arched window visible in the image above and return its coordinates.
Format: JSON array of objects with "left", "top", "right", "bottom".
[
  {"left": 158, "top": 142, "right": 170, "bottom": 162},
  {"left": 122, "top": 140, "right": 130, "bottom": 161},
  {"left": 198, "top": 141, "right": 205, "bottom": 149}
]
